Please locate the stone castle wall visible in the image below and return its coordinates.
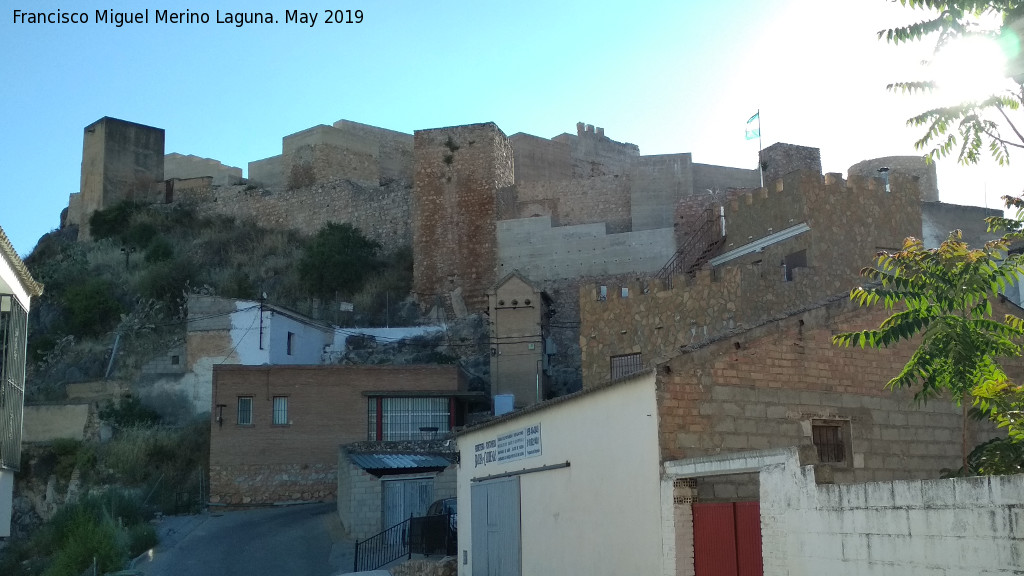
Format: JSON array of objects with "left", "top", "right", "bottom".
[
  {"left": 186, "top": 178, "right": 412, "bottom": 252},
  {"left": 579, "top": 170, "right": 923, "bottom": 386},
  {"left": 412, "top": 123, "right": 514, "bottom": 312}
]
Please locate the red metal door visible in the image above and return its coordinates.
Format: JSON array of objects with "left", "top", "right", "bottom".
[
  {"left": 692, "top": 502, "right": 762, "bottom": 576},
  {"left": 734, "top": 502, "right": 763, "bottom": 576}
]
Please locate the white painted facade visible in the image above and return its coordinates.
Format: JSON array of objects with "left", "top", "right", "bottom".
[
  {"left": 456, "top": 371, "right": 662, "bottom": 576},
  {"left": 0, "top": 227, "right": 41, "bottom": 538}
]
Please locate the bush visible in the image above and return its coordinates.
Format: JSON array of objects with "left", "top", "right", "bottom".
[
  {"left": 60, "top": 278, "right": 122, "bottom": 338},
  {"left": 298, "top": 223, "right": 381, "bottom": 298},
  {"left": 126, "top": 522, "right": 158, "bottom": 556},
  {"left": 89, "top": 202, "right": 143, "bottom": 241},
  {"left": 124, "top": 221, "right": 159, "bottom": 249},
  {"left": 42, "top": 509, "right": 125, "bottom": 576},
  {"left": 99, "top": 397, "right": 161, "bottom": 427},
  {"left": 135, "top": 257, "right": 199, "bottom": 307},
  {"left": 144, "top": 236, "right": 174, "bottom": 263}
]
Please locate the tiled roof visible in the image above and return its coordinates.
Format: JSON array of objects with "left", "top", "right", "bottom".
[{"left": 0, "top": 225, "right": 43, "bottom": 298}]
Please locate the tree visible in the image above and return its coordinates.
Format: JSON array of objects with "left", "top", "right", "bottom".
[
  {"left": 882, "top": 0, "right": 1024, "bottom": 164},
  {"left": 832, "top": 231, "right": 1024, "bottom": 472},
  {"left": 298, "top": 223, "right": 381, "bottom": 298}
]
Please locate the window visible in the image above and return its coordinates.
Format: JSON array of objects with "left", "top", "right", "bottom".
[
  {"left": 170, "top": 355, "right": 180, "bottom": 365},
  {"left": 286, "top": 332, "right": 295, "bottom": 356},
  {"left": 237, "top": 396, "right": 253, "bottom": 425},
  {"left": 610, "top": 352, "right": 643, "bottom": 380},
  {"left": 812, "top": 420, "right": 849, "bottom": 464},
  {"left": 621, "top": 287, "right": 629, "bottom": 298},
  {"left": 368, "top": 397, "right": 451, "bottom": 441},
  {"left": 598, "top": 285, "right": 607, "bottom": 301},
  {"left": 272, "top": 396, "right": 288, "bottom": 425}
]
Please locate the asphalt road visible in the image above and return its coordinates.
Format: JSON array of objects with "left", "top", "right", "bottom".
[{"left": 136, "top": 503, "right": 353, "bottom": 576}]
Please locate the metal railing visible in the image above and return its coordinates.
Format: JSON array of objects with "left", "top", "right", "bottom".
[
  {"left": 0, "top": 294, "right": 27, "bottom": 471},
  {"left": 354, "top": 511, "right": 457, "bottom": 572},
  {"left": 354, "top": 514, "right": 413, "bottom": 572},
  {"left": 655, "top": 208, "right": 722, "bottom": 284}
]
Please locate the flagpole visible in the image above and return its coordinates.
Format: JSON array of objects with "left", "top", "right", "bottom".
[{"left": 758, "top": 108, "right": 763, "bottom": 189}]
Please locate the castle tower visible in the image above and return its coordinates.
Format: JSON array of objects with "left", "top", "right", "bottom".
[
  {"left": 412, "top": 123, "right": 514, "bottom": 314},
  {"left": 73, "top": 117, "right": 164, "bottom": 240},
  {"left": 759, "top": 143, "right": 821, "bottom": 185}
]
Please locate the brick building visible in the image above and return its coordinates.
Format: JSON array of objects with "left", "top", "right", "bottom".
[
  {"left": 456, "top": 293, "right": 1024, "bottom": 576},
  {"left": 208, "top": 364, "right": 483, "bottom": 521}
]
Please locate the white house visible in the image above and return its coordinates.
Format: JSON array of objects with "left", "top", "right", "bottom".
[
  {"left": 135, "top": 295, "right": 446, "bottom": 419},
  {"left": 0, "top": 226, "right": 43, "bottom": 538},
  {"left": 455, "top": 371, "right": 661, "bottom": 576}
]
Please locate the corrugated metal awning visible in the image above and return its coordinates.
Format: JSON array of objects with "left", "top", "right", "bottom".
[{"left": 349, "top": 453, "right": 452, "bottom": 470}]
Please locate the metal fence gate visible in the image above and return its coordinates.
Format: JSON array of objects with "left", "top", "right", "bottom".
[
  {"left": 470, "top": 476, "right": 521, "bottom": 576},
  {"left": 693, "top": 502, "right": 763, "bottom": 576}
]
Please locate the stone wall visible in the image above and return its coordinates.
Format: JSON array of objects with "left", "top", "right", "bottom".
[
  {"left": 76, "top": 117, "right": 165, "bottom": 240},
  {"left": 759, "top": 142, "right": 820, "bottom": 185},
  {"left": 188, "top": 178, "right": 412, "bottom": 253},
  {"left": 164, "top": 153, "right": 242, "bottom": 186},
  {"left": 412, "top": 123, "right": 514, "bottom": 313},
  {"left": 760, "top": 449, "right": 1024, "bottom": 576},
  {"left": 513, "top": 175, "right": 632, "bottom": 233},
  {"left": 849, "top": 155, "right": 939, "bottom": 202},
  {"left": 248, "top": 119, "right": 413, "bottom": 191},
  {"left": 579, "top": 170, "right": 922, "bottom": 386},
  {"left": 508, "top": 132, "right": 572, "bottom": 182},
  {"left": 209, "top": 462, "right": 335, "bottom": 505}
]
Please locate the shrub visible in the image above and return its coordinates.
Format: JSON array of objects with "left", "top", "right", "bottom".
[
  {"left": 126, "top": 522, "right": 158, "bottom": 556},
  {"left": 135, "top": 257, "right": 199, "bottom": 307},
  {"left": 60, "top": 278, "right": 123, "bottom": 337},
  {"left": 89, "top": 202, "right": 143, "bottom": 241},
  {"left": 43, "top": 509, "right": 125, "bottom": 576},
  {"left": 298, "top": 223, "right": 381, "bottom": 298},
  {"left": 144, "top": 236, "right": 174, "bottom": 263},
  {"left": 124, "top": 221, "right": 158, "bottom": 249},
  {"left": 99, "top": 397, "right": 161, "bottom": 427}
]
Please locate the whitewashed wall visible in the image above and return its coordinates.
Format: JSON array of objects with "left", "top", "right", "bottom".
[
  {"left": 456, "top": 371, "right": 662, "bottom": 576},
  {"left": 761, "top": 451, "right": 1024, "bottom": 576}
]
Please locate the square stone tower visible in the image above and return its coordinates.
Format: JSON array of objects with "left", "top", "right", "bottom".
[
  {"left": 75, "top": 117, "right": 164, "bottom": 239},
  {"left": 412, "top": 123, "right": 514, "bottom": 313}
]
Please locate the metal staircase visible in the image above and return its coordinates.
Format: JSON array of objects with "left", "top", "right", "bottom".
[{"left": 656, "top": 208, "right": 724, "bottom": 284}]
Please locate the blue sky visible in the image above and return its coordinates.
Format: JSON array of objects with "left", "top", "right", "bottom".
[{"left": 3, "top": 0, "right": 1022, "bottom": 256}]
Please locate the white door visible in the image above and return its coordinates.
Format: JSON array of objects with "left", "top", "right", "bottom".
[{"left": 382, "top": 477, "right": 434, "bottom": 529}]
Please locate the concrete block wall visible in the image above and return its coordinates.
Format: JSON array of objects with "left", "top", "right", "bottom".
[
  {"left": 761, "top": 452, "right": 1024, "bottom": 576},
  {"left": 337, "top": 456, "right": 386, "bottom": 538},
  {"left": 209, "top": 364, "right": 458, "bottom": 506},
  {"left": 412, "top": 123, "right": 513, "bottom": 313},
  {"left": 496, "top": 216, "right": 675, "bottom": 282},
  {"left": 630, "top": 154, "right": 694, "bottom": 232}
]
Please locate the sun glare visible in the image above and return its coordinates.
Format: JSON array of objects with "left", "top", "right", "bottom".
[{"left": 930, "top": 35, "right": 1011, "bottom": 104}]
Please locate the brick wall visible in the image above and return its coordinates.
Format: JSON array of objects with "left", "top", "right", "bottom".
[
  {"left": 209, "top": 364, "right": 457, "bottom": 505},
  {"left": 656, "top": 297, "right": 1024, "bottom": 489},
  {"left": 412, "top": 123, "right": 513, "bottom": 313}
]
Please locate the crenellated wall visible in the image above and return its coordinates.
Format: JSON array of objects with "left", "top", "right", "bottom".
[{"left": 579, "top": 170, "right": 923, "bottom": 386}]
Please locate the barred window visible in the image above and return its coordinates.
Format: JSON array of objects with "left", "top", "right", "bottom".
[
  {"left": 368, "top": 397, "right": 451, "bottom": 441},
  {"left": 610, "top": 352, "right": 643, "bottom": 380},
  {"left": 812, "top": 420, "right": 848, "bottom": 464},
  {"left": 272, "top": 396, "right": 288, "bottom": 425},
  {"left": 237, "top": 396, "right": 253, "bottom": 425}
]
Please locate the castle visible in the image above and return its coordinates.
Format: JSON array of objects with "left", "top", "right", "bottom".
[{"left": 62, "top": 115, "right": 988, "bottom": 396}]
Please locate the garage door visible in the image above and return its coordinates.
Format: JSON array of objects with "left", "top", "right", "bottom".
[{"left": 471, "top": 476, "right": 521, "bottom": 576}]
